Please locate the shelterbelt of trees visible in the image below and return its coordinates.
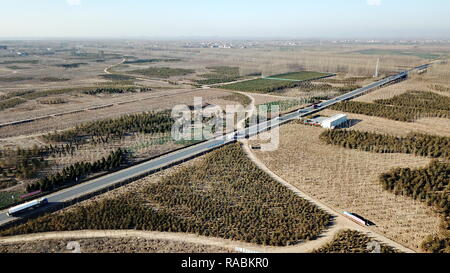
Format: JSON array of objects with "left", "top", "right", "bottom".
[
  {"left": 43, "top": 111, "right": 174, "bottom": 144},
  {"left": 330, "top": 91, "right": 450, "bottom": 122},
  {"left": 0, "top": 144, "right": 78, "bottom": 181},
  {"left": 319, "top": 130, "right": 450, "bottom": 160},
  {"left": 2, "top": 144, "right": 332, "bottom": 247},
  {"left": 26, "top": 149, "right": 127, "bottom": 193},
  {"left": 83, "top": 86, "right": 152, "bottom": 95}
]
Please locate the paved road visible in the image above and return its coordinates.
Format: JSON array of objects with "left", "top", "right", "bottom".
[{"left": 0, "top": 64, "right": 428, "bottom": 227}]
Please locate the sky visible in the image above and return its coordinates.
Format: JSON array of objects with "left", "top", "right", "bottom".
[{"left": 1, "top": 0, "right": 449, "bottom": 39}]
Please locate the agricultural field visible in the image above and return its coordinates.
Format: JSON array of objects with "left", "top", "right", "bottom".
[
  {"left": 249, "top": 123, "right": 441, "bottom": 251},
  {"left": 195, "top": 66, "right": 243, "bottom": 85},
  {"left": 354, "top": 49, "right": 443, "bottom": 60},
  {"left": 0, "top": 144, "right": 332, "bottom": 247},
  {"left": 330, "top": 91, "right": 450, "bottom": 122},
  {"left": 219, "top": 71, "right": 332, "bottom": 94},
  {"left": 125, "top": 67, "right": 195, "bottom": 79},
  {"left": 264, "top": 71, "right": 331, "bottom": 81},
  {"left": 1, "top": 40, "right": 449, "bottom": 254}
]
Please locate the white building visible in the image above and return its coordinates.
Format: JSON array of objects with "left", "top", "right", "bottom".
[{"left": 321, "top": 114, "right": 348, "bottom": 129}]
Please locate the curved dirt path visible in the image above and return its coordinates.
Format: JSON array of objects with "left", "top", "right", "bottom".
[{"left": 240, "top": 139, "right": 416, "bottom": 253}]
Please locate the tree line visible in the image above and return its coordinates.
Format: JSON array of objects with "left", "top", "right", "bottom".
[
  {"left": 330, "top": 91, "right": 450, "bottom": 122},
  {"left": 0, "top": 144, "right": 80, "bottom": 182},
  {"left": 83, "top": 87, "right": 151, "bottom": 95},
  {"left": 43, "top": 111, "right": 174, "bottom": 145},
  {"left": 320, "top": 130, "right": 450, "bottom": 159},
  {"left": 26, "top": 148, "right": 127, "bottom": 193}
]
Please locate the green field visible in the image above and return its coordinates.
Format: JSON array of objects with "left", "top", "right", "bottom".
[
  {"left": 220, "top": 71, "right": 332, "bottom": 93},
  {"left": 127, "top": 67, "right": 195, "bottom": 78},
  {"left": 259, "top": 99, "right": 306, "bottom": 113},
  {"left": 195, "top": 66, "right": 242, "bottom": 85},
  {"left": 265, "top": 71, "right": 331, "bottom": 81}
]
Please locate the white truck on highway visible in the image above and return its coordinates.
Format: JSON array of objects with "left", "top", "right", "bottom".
[{"left": 7, "top": 198, "right": 48, "bottom": 217}]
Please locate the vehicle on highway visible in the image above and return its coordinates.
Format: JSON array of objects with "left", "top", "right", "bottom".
[
  {"left": 234, "top": 132, "right": 246, "bottom": 140},
  {"left": 313, "top": 103, "right": 321, "bottom": 109},
  {"left": 343, "top": 211, "right": 372, "bottom": 227},
  {"left": 7, "top": 198, "right": 49, "bottom": 217}
]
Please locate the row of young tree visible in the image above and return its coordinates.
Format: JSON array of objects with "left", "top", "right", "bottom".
[
  {"left": 0, "top": 97, "right": 26, "bottom": 111},
  {"left": 330, "top": 91, "right": 450, "bottom": 122},
  {"left": 331, "top": 101, "right": 450, "bottom": 122},
  {"left": 43, "top": 111, "right": 174, "bottom": 144},
  {"left": 320, "top": 130, "right": 450, "bottom": 159},
  {"left": 379, "top": 161, "right": 449, "bottom": 253},
  {"left": 374, "top": 91, "right": 450, "bottom": 111},
  {"left": 26, "top": 148, "right": 127, "bottom": 193},
  {"left": 83, "top": 87, "right": 152, "bottom": 95},
  {"left": 4, "top": 144, "right": 332, "bottom": 247},
  {"left": 0, "top": 143, "right": 82, "bottom": 180}
]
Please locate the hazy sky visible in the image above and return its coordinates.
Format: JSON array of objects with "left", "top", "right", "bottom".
[{"left": 1, "top": 0, "right": 449, "bottom": 39}]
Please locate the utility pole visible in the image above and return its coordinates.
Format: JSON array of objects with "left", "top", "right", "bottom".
[{"left": 374, "top": 58, "right": 380, "bottom": 78}]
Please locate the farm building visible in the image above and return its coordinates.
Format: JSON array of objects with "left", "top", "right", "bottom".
[{"left": 321, "top": 114, "right": 348, "bottom": 129}]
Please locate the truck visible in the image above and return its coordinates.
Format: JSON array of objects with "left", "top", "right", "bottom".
[
  {"left": 7, "top": 198, "right": 48, "bottom": 217},
  {"left": 343, "top": 211, "right": 371, "bottom": 226}
]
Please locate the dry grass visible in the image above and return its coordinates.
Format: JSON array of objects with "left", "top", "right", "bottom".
[{"left": 250, "top": 123, "right": 442, "bottom": 250}]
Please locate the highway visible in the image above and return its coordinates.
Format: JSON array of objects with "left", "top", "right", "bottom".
[{"left": 0, "top": 64, "right": 428, "bottom": 227}]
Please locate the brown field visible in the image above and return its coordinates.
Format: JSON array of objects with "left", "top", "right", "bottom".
[
  {"left": 249, "top": 124, "right": 441, "bottom": 250},
  {"left": 0, "top": 88, "right": 235, "bottom": 138}
]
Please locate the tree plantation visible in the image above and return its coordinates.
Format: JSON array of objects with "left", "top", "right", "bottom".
[
  {"left": 43, "top": 111, "right": 174, "bottom": 144},
  {"left": 83, "top": 86, "right": 152, "bottom": 95},
  {"left": 330, "top": 91, "right": 450, "bottom": 122},
  {"left": 320, "top": 130, "right": 450, "bottom": 159},
  {"left": 26, "top": 148, "right": 127, "bottom": 193},
  {"left": 2, "top": 144, "right": 332, "bottom": 246},
  {"left": 312, "top": 230, "right": 399, "bottom": 253},
  {"left": 380, "top": 161, "right": 449, "bottom": 253}
]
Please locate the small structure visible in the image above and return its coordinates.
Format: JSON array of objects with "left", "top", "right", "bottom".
[
  {"left": 303, "top": 116, "right": 329, "bottom": 126},
  {"left": 321, "top": 114, "right": 348, "bottom": 129},
  {"left": 0, "top": 45, "right": 7, "bottom": 50}
]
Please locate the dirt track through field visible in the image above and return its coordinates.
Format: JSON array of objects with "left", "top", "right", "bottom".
[{"left": 240, "top": 140, "right": 416, "bottom": 253}]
